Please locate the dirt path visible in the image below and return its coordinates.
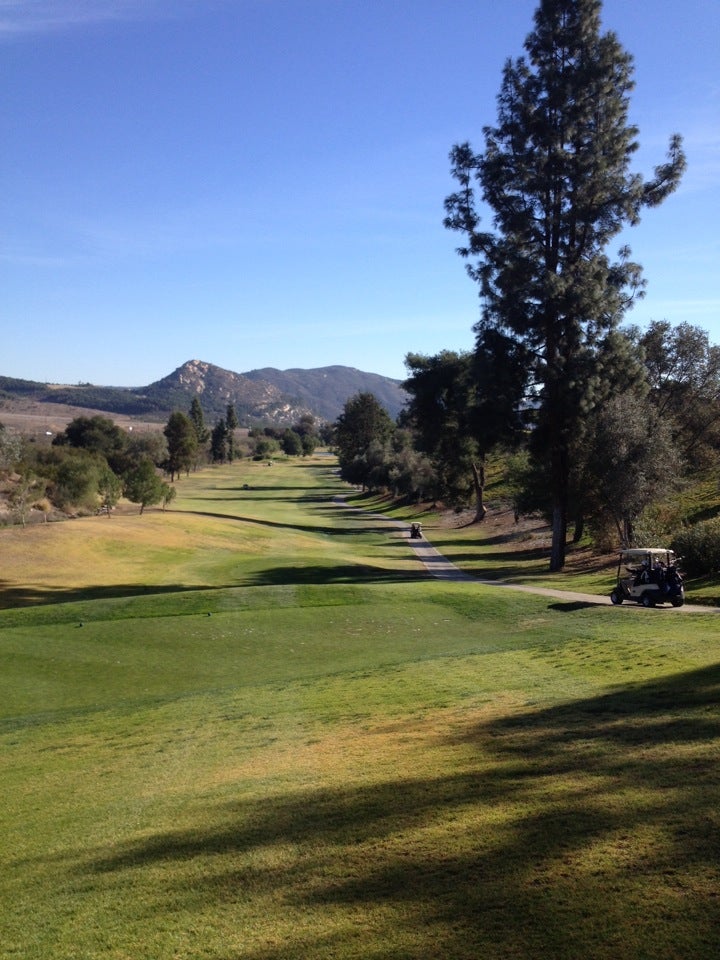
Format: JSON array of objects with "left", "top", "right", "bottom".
[{"left": 334, "top": 496, "right": 718, "bottom": 613}]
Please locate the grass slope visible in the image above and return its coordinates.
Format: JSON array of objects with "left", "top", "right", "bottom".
[{"left": 1, "top": 457, "right": 720, "bottom": 959}]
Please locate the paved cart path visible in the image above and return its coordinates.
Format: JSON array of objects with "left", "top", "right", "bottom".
[{"left": 333, "top": 496, "right": 718, "bottom": 613}]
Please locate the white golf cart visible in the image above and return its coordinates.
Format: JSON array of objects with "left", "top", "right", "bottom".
[{"left": 610, "top": 547, "right": 684, "bottom": 608}]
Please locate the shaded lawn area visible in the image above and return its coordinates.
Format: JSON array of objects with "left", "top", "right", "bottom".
[{"left": 3, "top": 656, "right": 720, "bottom": 960}]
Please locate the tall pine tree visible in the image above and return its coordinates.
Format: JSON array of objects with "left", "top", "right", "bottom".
[
  {"left": 225, "top": 403, "right": 239, "bottom": 462},
  {"left": 444, "top": 0, "right": 685, "bottom": 570}
]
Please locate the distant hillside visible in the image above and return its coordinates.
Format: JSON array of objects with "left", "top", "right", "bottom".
[
  {"left": 0, "top": 361, "right": 408, "bottom": 426},
  {"left": 243, "top": 365, "right": 408, "bottom": 421}
]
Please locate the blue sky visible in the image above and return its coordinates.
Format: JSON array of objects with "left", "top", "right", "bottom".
[{"left": 2, "top": 0, "right": 718, "bottom": 386}]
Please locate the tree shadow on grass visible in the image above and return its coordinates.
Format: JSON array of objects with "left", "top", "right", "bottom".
[
  {"left": 244, "top": 563, "right": 427, "bottom": 586},
  {"left": 0, "top": 581, "right": 214, "bottom": 610},
  {"left": 64, "top": 664, "right": 720, "bottom": 959},
  {"left": 176, "top": 508, "right": 402, "bottom": 539},
  {"left": 429, "top": 545, "right": 549, "bottom": 566},
  {"left": 547, "top": 601, "right": 599, "bottom": 612}
]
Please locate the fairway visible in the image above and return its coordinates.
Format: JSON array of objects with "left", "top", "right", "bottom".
[{"left": 2, "top": 457, "right": 720, "bottom": 959}]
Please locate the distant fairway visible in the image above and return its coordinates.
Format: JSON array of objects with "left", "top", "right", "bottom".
[{"left": 2, "top": 456, "right": 720, "bottom": 959}]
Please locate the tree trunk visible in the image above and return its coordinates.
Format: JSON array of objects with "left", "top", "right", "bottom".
[
  {"left": 573, "top": 514, "right": 584, "bottom": 543},
  {"left": 550, "top": 501, "right": 567, "bottom": 572},
  {"left": 624, "top": 517, "right": 634, "bottom": 546},
  {"left": 549, "top": 444, "right": 568, "bottom": 571},
  {"left": 471, "top": 459, "right": 487, "bottom": 522}
]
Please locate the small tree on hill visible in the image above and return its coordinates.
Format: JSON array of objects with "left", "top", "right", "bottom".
[{"left": 124, "top": 458, "right": 170, "bottom": 514}]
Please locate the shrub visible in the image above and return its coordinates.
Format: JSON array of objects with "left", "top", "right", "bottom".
[
  {"left": 671, "top": 518, "right": 720, "bottom": 577},
  {"left": 51, "top": 453, "right": 101, "bottom": 512}
]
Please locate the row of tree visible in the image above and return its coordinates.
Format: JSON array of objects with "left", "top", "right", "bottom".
[
  {"left": 333, "top": 321, "right": 720, "bottom": 566},
  {"left": 0, "top": 414, "right": 175, "bottom": 521},
  {"left": 0, "top": 395, "right": 327, "bottom": 522},
  {"left": 331, "top": 0, "right": 696, "bottom": 572}
]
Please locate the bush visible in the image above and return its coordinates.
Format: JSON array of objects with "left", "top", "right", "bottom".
[
  {"left": 253, "top": 437, "right": 279, "bottom": 459},
  {"left": 671, "top": 518, "right": 720, "bottom": 577},
  {"left": 51, "top": 453, "right": 101, "bottom": 512}
]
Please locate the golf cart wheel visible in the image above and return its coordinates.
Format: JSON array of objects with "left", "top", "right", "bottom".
[
  {"left": 610, "top": 590, "right": 623, "bottom": 605},
  {"left": 671, "top": 597, "right": 685, "bottom": 607},
  {"left": 641, "top": 593, "right": 655, "bottom": 608}
]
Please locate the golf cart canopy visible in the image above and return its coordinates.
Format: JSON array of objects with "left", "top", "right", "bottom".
[{"left": 619, "top": 548, "right": 677, "bottom": 565}]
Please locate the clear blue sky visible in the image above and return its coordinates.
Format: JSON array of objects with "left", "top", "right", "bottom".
[{"left": 2, "top": 0, "right": 718, "bottom": 386}]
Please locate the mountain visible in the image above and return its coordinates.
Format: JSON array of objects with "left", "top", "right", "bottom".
[
  {"left": 242, "top": 365, "right": 408, "bottom": 421},
  {"left": 0, "top": 361, "right": 408, "bottom": 425}
]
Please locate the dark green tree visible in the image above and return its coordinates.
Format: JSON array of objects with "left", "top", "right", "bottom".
[
  {"left": 188, "top": 397, "right": 210, "bottom": 450},
  {"left": 300, "top": 433, "right": 317, "bottom": 456},
  {"left": 521, "top": 327, "right": 649, "bottom": 542},
  {"left": 51, "top": 450, "right": 101, "bottom": 511},
  {"left": 444, "top": 0, "right": 685, "bottom": 569},
  {"left": 53, "top": 415, "right": 128, "bottom": 474},
  {"left": 280, "top": 429, "right": 303, "bottom": 456},
  {"left": 386, "top": 442, "right": 437, "bottom": 503},
  {"left": 334, "top": 392, "right": 395, "bottom": 489},
  {"left": 125, "top": 431, "right": 168, "bottom": 470},
  {"left": 225, "top": 403, "right": 239, "bottom": 462},
  {"left": 294, "top": 414, "right": 317, "bottom": 437},
  {"left": 210, "top": 419, "right": 229, "bottom": 463},
  {"left": 161, "top": 484, "right": 177, "bottom": 511},
  {"left": 404, "top": 341, "right": 525, "bottom": 520},
  {"left": 404, "top": 351, "right": 484, "bottom": 517},
  {"left": 293, "top": 414, "right": 319, "bottom": 455},
  {"left": 163, "top": 411, "right": 198, "bottom": 481},
  {"left": 123, "top": 458, "right": 170, "bottom": 514}
]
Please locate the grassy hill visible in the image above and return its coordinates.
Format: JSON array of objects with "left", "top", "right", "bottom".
[{"left": 2, "top": 457, "right": 720, "bottom": 959}]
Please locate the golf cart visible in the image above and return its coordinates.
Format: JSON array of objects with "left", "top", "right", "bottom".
[{"left": 610, "top": 547, "right": 684, "bottom": 608}]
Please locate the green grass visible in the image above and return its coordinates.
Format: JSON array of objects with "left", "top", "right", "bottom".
[{"left": 2, "top": 457, "right": 720, "bottom": 958}]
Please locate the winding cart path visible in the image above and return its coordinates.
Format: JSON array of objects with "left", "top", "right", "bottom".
[{"left": 333, "top": 496, "right": 718, "bottom": 613}]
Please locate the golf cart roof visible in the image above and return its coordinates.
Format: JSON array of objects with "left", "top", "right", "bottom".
[{"left": 620, "top": 548, "right": 675, "bottom": 560}]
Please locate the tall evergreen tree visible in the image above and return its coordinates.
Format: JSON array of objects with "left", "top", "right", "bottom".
[
  {"left": 334, "top": 392, "right": 394, "bottom": 489},
  {"left": 404, "top": 351, "right": 484, "bottom": 520},
  {"left": 163, "top": 411, "right": 198, "bottom": 481},
  {"left": 188, "top": 397, "right": 210, "bottom": 446},
  {"left": 210, "top": 419, "right": 229, "bottom": 463},
  {"left": 444, "top": 0, "right": 685, "bottom": 570},
  {"left": 225, "top": 403, "right": 239, "bottom": 462}
]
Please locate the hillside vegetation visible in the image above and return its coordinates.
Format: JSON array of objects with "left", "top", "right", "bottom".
[{"left": 2, "top": 457, "right": 720, "bottom": 959}]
